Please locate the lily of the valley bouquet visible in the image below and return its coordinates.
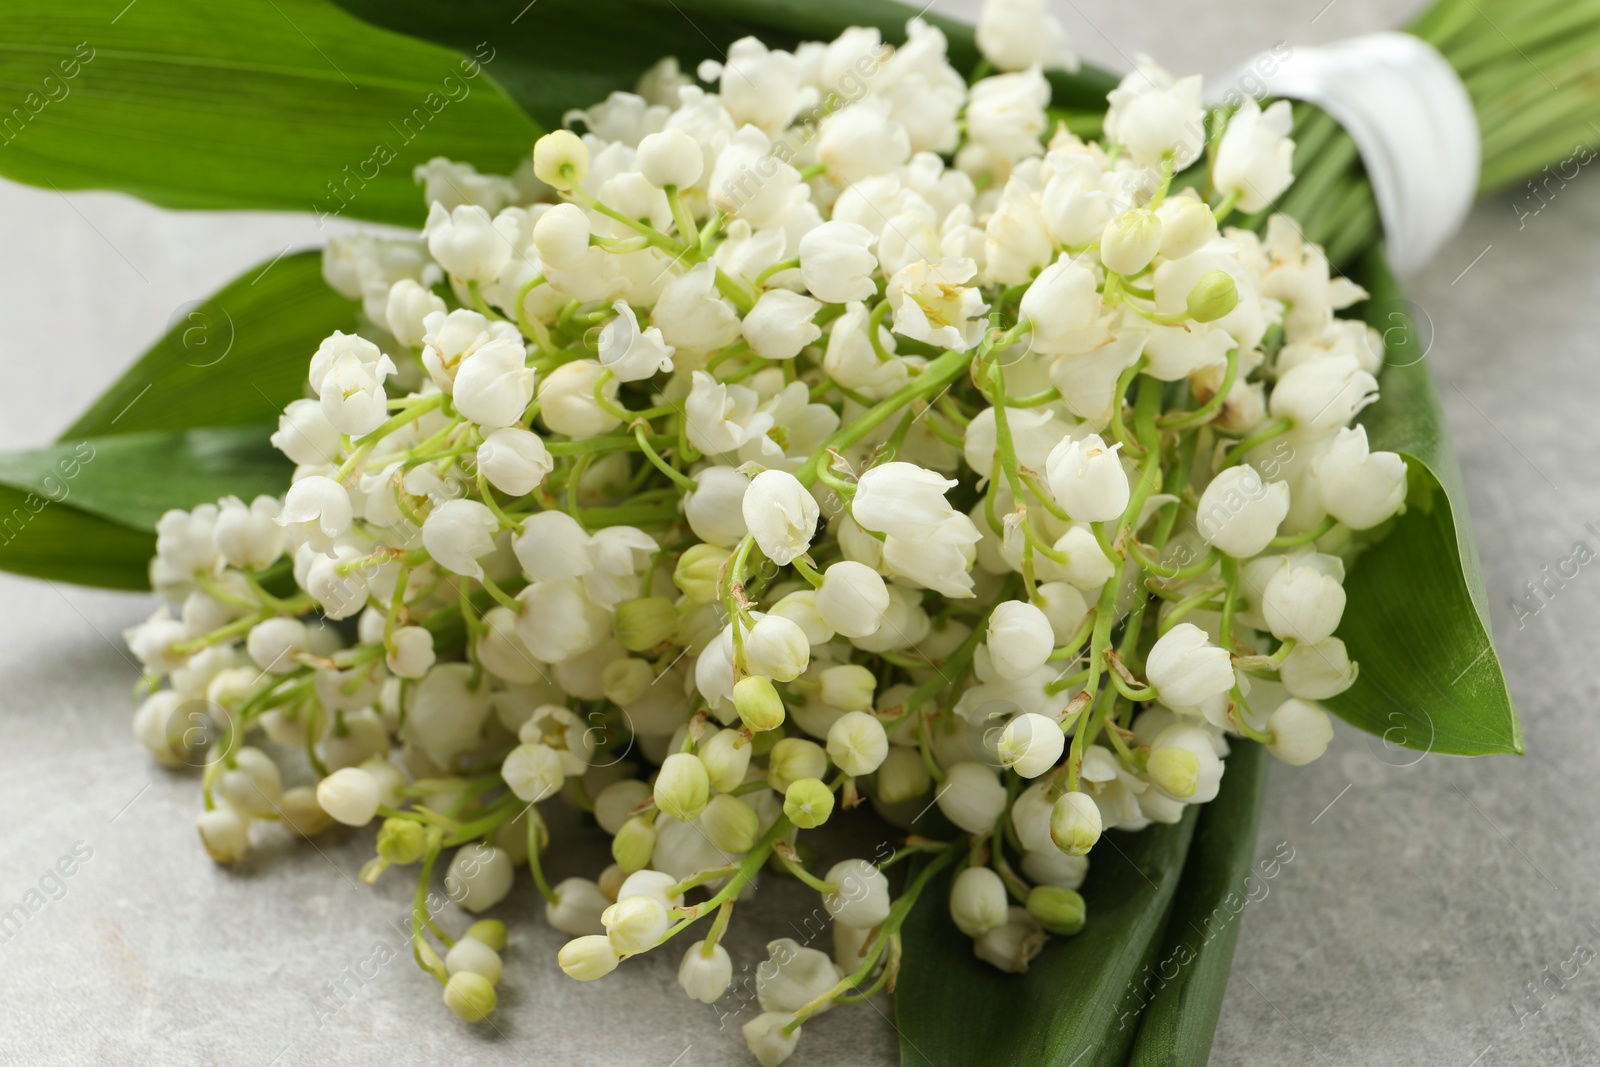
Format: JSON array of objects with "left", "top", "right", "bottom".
[{"left": 6, "top": 0, "right": 1581, "bottom": 1061}]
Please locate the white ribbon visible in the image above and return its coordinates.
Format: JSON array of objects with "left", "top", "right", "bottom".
[{"left": 1215, "top": 32, "right": 1479, "bottom": 275}]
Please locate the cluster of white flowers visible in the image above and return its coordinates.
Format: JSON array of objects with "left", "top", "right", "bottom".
[{"left": 126, "top": 5, "right": 1407, "bottom": 1061}]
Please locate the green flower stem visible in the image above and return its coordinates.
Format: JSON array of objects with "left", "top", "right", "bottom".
[
  {"left": 634, "top": 423, "right": 698, "bottom": 493},
  {"left": 659, "top": 815, "right": 793, "bottom": 943},
  {"left": 796, "top": 344, "right": 977, "bottom": 488},
  {"left": 1270, "top": 515, "right": 1339, "bottom": 548},
  {"left": 412, "top": 827, "right": 449, "bottom": 984},
  {"left": 1157, "top": 582, "right": 1228, "bottom": 635},
  {"left": 1220, "top": 417, "right": 1293, "bottom": 468},
  {"left": 1157, "top": 347, "right": 1238, "bottom": 431},
  {"left": 466, "top": 279, "right": 503, "bottom": 321},
  {"left": 337, "top": 394, "right": 447, "bottom": 480},
  {"left": 525, "top": 807, "right": 559, "bottom": 905},
  {"left": 784, "top": 840, "right": 964, "bottom": 1033}
]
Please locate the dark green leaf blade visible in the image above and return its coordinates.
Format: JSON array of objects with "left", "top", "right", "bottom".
[
  {"left": 1325, "top": 249, "right": 1521, "bottom": 756},
  {"left": 63, "top": 251, "right": 354, "bottom": 440},
  {"left": 328, "top": 0, "right": 1116, "bottom": 129},
  {"left": 0, "top": 485, "right": 153, "bottom": 590},
  {"left": 0, "top": 427, "right": 290, "bottom": 532},
  {"left": 896, "top": 811, "right": 1198, "bottom": 1067},
  {"left": 0, "top": 0, "right": 537, "bottom": 225},
  {"left": 1125, "top": 741, "right": 1270, "bottom": 1067}
]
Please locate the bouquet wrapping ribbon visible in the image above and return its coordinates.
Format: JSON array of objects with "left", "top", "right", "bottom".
[{"left": 1219, "top": 31, "right": 1479, "bottom": 274}]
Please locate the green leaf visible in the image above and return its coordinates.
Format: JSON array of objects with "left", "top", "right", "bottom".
[
  {"left": 64, "top": 251, "right": 356, "bottom": 440},
  {"left": 0, "top": 427, "right": 290, "bottom": 532},
  {"left": 0, "top": 0, "right": 537, "bottom": 226},
  {"left": 1125, "top": 741, "right": 1270, "bottom": 1067},
  {"left": 328, "top": 0, "right": 1117, "bottom": 128},
  {"left": 0, "top": 484, "right": 153, "bottom": 590},
  {"left": 896, "top": 810, "right": 1198, "bottom": 1067},
  {"left": 1324, "top": 248, "right": 1521, "bottom": 756}
]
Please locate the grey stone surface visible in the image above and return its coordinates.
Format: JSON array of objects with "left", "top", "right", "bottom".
[{"left": 3, "top": 0, "right": 1597, "bottom": 1064}]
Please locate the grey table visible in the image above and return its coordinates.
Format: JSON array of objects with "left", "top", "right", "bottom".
[{"left": 4, "top": 1, "right": 1598, "bottom": 1063}]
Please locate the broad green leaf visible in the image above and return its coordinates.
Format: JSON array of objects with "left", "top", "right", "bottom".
[
  {"left": 64, "top": 251, "right": 355, "bottom": 440},
  {"left": 1325, "top": 249, "right": 1521, "bottom": 756},
  {"left": 329, "top": 0, "right": 1117, "bottom": 128},
  {"left": 896, "top": 811, "right": 1198, "bottom": 1067},
  {"left": 0, "top": 0, "right": 536, "bottom": 225},
  {"left": 0, "top": 427, "right": 290, "bottom": 532},
  {"left": 0, "top": 484, "right": 153, "bottom": 590},
  {"left": 1126, "top": 741, "right": 1270, "bottom": 1067}
]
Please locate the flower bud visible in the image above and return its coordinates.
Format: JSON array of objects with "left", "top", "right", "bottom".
[
  {"left": 1267, "top": 698, "right": 1334, "bottom": 765},
  {"left": 950, "top": 865, "right": 1009, "bottom": 937},
  {"left": 743, "top": 614, "right": 810, "bottom": 682},
  {"left": 701, "top": 793, "right": 761, "bottom": 853},
  {"left": 196, "top": 807, "right": 250, "bottom": 865},
  {"left": 1100, "top": 208, "right": 1163, "bottom": 275},
  {"left": 654, "top": 752, "right": 711, "bottom": 821},
  {"left": 1278, "top": 637, "right": 1357, "bottom": 700},
  {"left": 1312, "top": 425, "right": 1407, "bottom": 530},
  {"left": 743, "top": 1013, "right": 801, "bottom": 1067},
  {"left": 684, "top": 465, "right": 750, "bottom": 548},
  {"left": 936, "top": 762, "right": 1007, "bottom": 834},
  {"left": 423, "top": 499, "right": 499, "bottom": 581},
  {"left": 1185, "top": 269, "right": 1238, "bottom": 323},
  {"left": 465, "top": 919, "right": 508, "bottom": 952},
  {"left": 1045, "top": 433, "right": 1130, "bottom": 526},
  {"left": 213, "top": 495, "right": 284, "bottom": 570},
  {"left": 1156, "top": 194, "right": 1217, "bottom": 259},
  {"left": 612, "top": 815, "right": 657, "bottom": 872},
  {"left": 446, "top": 938, "right": 504, "bottom": 983},
  {"left": 1146, "top": 623, "right": 1234, "bottom": 709},
  {"left": 1050, "top": 790, "right": 1102, "bottom": 855},
  {"left": 546, "top": 877, "right": 611, "bottom": 935},
  {"left": 974, "top": 906, "right": 1049, "bottom": 974},
  {"left": 984, "top": 600, "right": 1056, "bottom": 680},
  {"left": 815, "top": 561, "right": 890, "bottom": 639},
  {"left": 558, "top": 934, "right": 619, "bottom": 981},
  {"left": 477, "top": 427, "right": 553, "bottom": 497},
  {"left": 216, "top": 746, "right": 283, "bottom": 818},
  {"left": 1026, "top": 885, "right": 1086, "bottom": 935},
  {"left": 533, "top": 129, "right": 590, "bottom": 189},
  {"left": 1021, "top": 848, "right": 1089, "bottom": 889},
  {"left": 1195, "top": 465, "right": 1290, "bottom": 558},
  {"left": 317, "top": 767, "right": 381, "bottom": 827},
  {"left": 615, "top": 597, "right": 678, "bottom": 652},
  {"left": 770, "top": 590, "right": 831, "bottom": 645},
  {"left": 377, "top": 817, "right": 428, "bottom": 865},
  {"left": 1147, "top": 745, "right": 1201, "bottom": 798},
  {"left": 279, "top": 785, "right": 334, "bottom": 838},
  {"left": 875, "top": 746, "right": 931, "bottom": 804},
  {"left": 442, "top": 845, "right": 515, "bottom": 917},
  {"left": 767, "top": 737, "right": 827, "bottom": 792},
  {"left": 997, "top": 713, "right": 1066, "bottom": 779},
  {"left": 679, "top": 941, "right": 733, "bottom": 1004},
  {"left": 1261, "top": 555, "right": 1346, "bottom": 645},
  {"left": 603, "top": 657, "right": 655, "bottom": 707},
  {"left": 819, "top": 664, "right": 876, "bottom": 713},
  {"left": 443, "top": 971, "right": 498, "bottom": 1022},
  {"left": 826, "top": 711, "right": 889, "bottom": 777},
  {"left": 822, "top": 858, "right": 891, "bottom": 929},
  {"left": 700, "top": 729, "right": 753, "bottom": 793},
  {"left": 1150, "top": 724, "right": 1224, "bottom": 804},
  {"left": 783, "top": 777, "right": 835, "bottom": 829},
  {"left": 637, "top": 127, "right": 705, "bottom": 188},
  {"left": 503, "top": 742, "right": 566, "bottom": 803},
  {"left": 742, "top": 469, "right": 820, "bottom": 567},
  {"left": 735, "top": 675, "right": 787, "bottom": 732},
  {"left": 674, "top": 543, "right": 730, "bottom": 603},
  {"left": 603, "top": 894, "right": 670, "bottom": 955},
  {"left": 538, "top": 359, "right": 620, "bottom": 439}
]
